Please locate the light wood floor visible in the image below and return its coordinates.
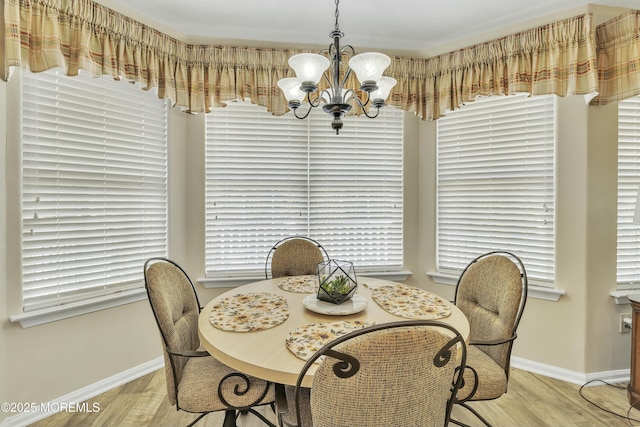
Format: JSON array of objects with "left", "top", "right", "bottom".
[{"left": 29, "top": 368, "right": 640, "bottom": 427}]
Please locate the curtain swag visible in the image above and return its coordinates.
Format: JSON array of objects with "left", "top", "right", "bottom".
[{"left": 3, "top": 0, "right": 640, "bottom": 119}]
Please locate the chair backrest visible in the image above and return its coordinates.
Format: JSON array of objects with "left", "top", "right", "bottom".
[
  {"left": 454, "top": 251, "right": 527, "bottom": 374},
  {"left": 292, "top": 320, "right": 466, "bottom": 427},
  {"left": 144, "top": 257, "right": 202, "bottom": 407},
  {"left": 265, "top": 236, "right": 328, "bottom": 279}
]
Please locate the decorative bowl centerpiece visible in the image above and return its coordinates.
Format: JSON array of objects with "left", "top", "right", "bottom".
[{"left": 316, "top": 259, "right": 357, "bottom": 304}]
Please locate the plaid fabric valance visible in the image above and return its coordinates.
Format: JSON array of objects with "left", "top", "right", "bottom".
[
  {"left": 592, "top": 10, "right": 640, "bottom": 105},
  {"left": 2, "top": 0, "right": 638, "bottom": 118},
  {"left": 385, "top": 13, "right": 598, "bottom": 119}
]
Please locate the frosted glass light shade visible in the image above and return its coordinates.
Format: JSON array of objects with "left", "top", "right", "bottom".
[
  {"left": 277, "top": 78, "right": 305, "bottom": 102},
  {"left": 369, "top": 76, "right": 397, "bottom": 101},
  {"left": 288, "top": 53, "right": 330, "bottom": 84},
  {"left": 348, "top": 52, "right": 391, "bottom": 83}
]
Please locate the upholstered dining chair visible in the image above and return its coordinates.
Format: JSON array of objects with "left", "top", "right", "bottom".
[
  {"left": 277, "top": 320, "right": 467, "bottom": 427},
  {"left": 144, "top": 257, "right": 276, "bottom": 427},
  {"left": 264, "top": 236, "right": 329, "bottom": 279},
  {"left": 451, "top": 251, "right": 528, "bottom": 427}
]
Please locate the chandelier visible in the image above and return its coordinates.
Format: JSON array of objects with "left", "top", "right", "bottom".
[{"left": 277, "top": 0, "right": 396, "bottom": 134}]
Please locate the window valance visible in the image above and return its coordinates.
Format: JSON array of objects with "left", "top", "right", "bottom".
[
  {"left": 3, "top": 0, "right": 638, "bottom": 119},
  {"left": 385, "top": 12, "right": 598, "bottom": 119},
  {"left": 592, "top": 10, "right": 640, "bottom": 105}
]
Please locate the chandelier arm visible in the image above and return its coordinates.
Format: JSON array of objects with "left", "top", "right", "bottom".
[
  {"left": 308, "top": 93, "right": 323, "bottom": 108},
  {"left": 319, "top": 89, "right": 332, "bottom": 104},
  {"left": 321, "top": 72, "right": 333, "bottom": 91},
  {"left": 293, "top": 103, "right": 314, "bottom": 120},
  {"left": 346, "top": 89, "right": 371, "bottom": 108},
  {"left": 340, "top": 67, "right": 353, "bottom": 91},
  {"left": 341, "top": 45, "right": 356, "bottom": 58},
  {"left": 346, "top": 89, "right": 379, "bottom": 118},
  {"left": 339, "top": 45, "right": 355, "bottom": 88},
  {"left": 343, "top": 88, "right": 356, "bottom": 103},
  {"left": 359, "top": 105, "right": 381, "bottom": 119}
]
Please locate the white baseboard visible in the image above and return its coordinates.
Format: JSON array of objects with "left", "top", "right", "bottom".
[
  {"left": 0, "top": 357, "right": 163, "bottom": 427},
  {"left": 511, "top": 356, "right": 630, "bottom": 386}
]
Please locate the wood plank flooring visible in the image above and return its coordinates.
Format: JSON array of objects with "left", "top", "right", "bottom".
[{"left": 29, "top": 368, "right": 640, "bottom": 427}]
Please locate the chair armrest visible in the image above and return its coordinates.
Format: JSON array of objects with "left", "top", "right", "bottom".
[
  {"left": 166, "top": 348, "right": 210, "bottom": 357},
  {"left": 469, "top": 332, "right": 517, "bottom": 347}
]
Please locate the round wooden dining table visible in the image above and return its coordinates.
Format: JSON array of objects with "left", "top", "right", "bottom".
[{"left": 198, "top": 276, "right": 469, "bottom": 387}]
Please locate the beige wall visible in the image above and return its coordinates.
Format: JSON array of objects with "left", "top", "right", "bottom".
[{"left": 0, "top": 3, "right": 637, "bottom": 423}]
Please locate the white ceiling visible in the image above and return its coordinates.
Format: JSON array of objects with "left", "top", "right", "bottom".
[{"left": 102, "top": 0, "right": 639, "bottom": 54}]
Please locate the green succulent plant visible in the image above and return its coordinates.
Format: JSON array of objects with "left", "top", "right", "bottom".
[{"left": 323, "top": 275, "right": 352, "bottom": 296}]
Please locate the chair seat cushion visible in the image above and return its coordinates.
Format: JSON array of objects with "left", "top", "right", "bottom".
[
  {"left": 457, "top": 345, "right": 508, "bottom": 402},
  {"left": 178, "top": 355, "right": 274, "bottom": 413}
]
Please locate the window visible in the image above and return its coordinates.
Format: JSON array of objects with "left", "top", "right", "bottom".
[
  {"left": 205, "top": 101, "right": 403, "bottom": 278},
  {"left": 436, "top": 94, "right": 556, "bottom": 284},
  {"left": 617, "top": 95, "right": 640, "bottom": 286},
  {"left": 21, "top": 69, "right": 168, "bottom": 313}
]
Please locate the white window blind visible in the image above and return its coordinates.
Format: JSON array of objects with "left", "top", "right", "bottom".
[
  {"left": 205, "top": 101, "right": 403, "bottom": 277},
  {"left": 436, "top": 94, "right": 556, "bottom": 284},
  {"left": 617, "top": 95, "right": 640, "bottom": 286},
  {"left": 21, "top": 69, "right": 168, "bottom": 312}
]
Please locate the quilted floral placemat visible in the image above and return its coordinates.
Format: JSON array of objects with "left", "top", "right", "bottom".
[
  {"left": 285, "top": 320, "right": 373, "bottom": 361},
  {"left": 209, "top": 292, "right": 289, "bottom": 332},
  {"left": 277, "top": 275, "right": 318, "bottom": 293},
  {"left": 370, "top": 284, "right": 452, "bottom": 320}
]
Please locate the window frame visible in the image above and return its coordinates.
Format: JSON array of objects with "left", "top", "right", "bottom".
[
  {"left": 431, "top": 94, "right": 558, "bottom": 293},
  {"left": 9, "top": 69, "right": 169, "bottom": 327},
  {"left": 616, "top": 95, "right": 640, "bottom": 289},
  {"left": 202, "top": 101, "right": 406, "bottom": 285}
]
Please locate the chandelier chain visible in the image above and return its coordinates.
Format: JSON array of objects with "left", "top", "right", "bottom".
[{"left": 334, "top": 0, "right": 340, "bottom": 32}]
